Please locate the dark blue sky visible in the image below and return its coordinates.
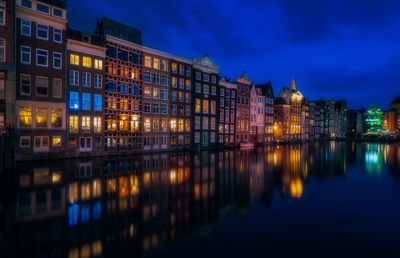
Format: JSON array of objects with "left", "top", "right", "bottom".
[{"left": 67, "top": 0, "right": 400, "bottom": 110}]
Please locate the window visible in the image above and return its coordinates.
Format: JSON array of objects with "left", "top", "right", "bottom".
[
  {"left": 131, "top": 85, "right": 139, "bottom": 96},
  {"left": 172, "top": 77, "right": 177, "bottom": 87},
  {"left": 70, "top": 54, "right": 79, "bottom": 65},
  {"left": 172, "top": 63, "right": 177, "bottom": 73},
  {"left": 195, "top": 99, "right": 201, "bottom": 113},
  {"left": 94, "top": 74, "right": 102, "bottom": 88},
  {"left": 34, "top": 136, "right": 49, "bottom": 152},
  {"left": 186, "top": 69, "right": 191, "bottom": 77},
  {"left": 94, "top": 94, "right": 102, "bottom": 111},
  {"left": 0, "top": 2, "right": 4, "bottom": 25},
  {"left": 196, "top": 72, "right": 201, "bottom": 80},
  {"left": 19, "top": 106, "right": 32, "bottom": 128},
  {"left": 81, "top": 116, "right": 91, "bottom": 132},
  {"left": 161, "top": 75, "right": 168, "bottom": 86},
  {"left": 69, "top": 92, "right": 79, "bottom": 110},
  {"left": 80, "top": 137, "right": 92, "bottom": 152},
  {"left": 53, "top": 8, "right": 63, "bottom": 17},
  {"left": 195, "top": 83, "right": 201, "bottom": 93},
  {"left": 210, "top": 117, "right": 216, "bottom": 130},
  {"left": 36, "top": 24, "right": 48, "bottom": 40},
  {"left": 21, "top": 0, "right": 32, "bottom": 8},
  {"left": 144, "top": 72, "right": 150, "bottom": 83},
  {"left": 144, "top": 87, "right": 151, "bottom": 98},
  {"left": 186, "top": 80, "right": 191, "bottom": 90},
  {"left": 53, "top": 52, "right": 62, "bottom": 69},
  {"left": 82, "top": 57, "right": 91, "bottom": 68},
  {"left": 82, "top": 72, "right": 91, "bottom": 87},
  {"left": 36, "top": 108, "right": 48, "bottom": 128},
  {"left": 161, "top": 89, "right": 168, "bottom": 100},
  {"left": 21, "top": 20, "right": 31, "bottom": 36},
  {"left": 178, "top": 78, "right": 184, "bottom": 89},
  {"left": 145, "top": 56, "right": 151, "bottom": 67},
  {"left": 161, "top": 60, "right": 168, "bottom": 71},
  {"left": 53, "top": 28, "right": 62, "bottom": 43},
  {"left": 144, "top": 102, "right": 150, "bottom": 113},
  {"left": 153, "top": 73, "right": 160, "bottom": 84},
  {"left": 153, "top": 88, "right": 160, "bottom": 99},
  {"left": 20, "top": 136, "right": 30, "bottom": 148},
  {"left": 0, "top": 39, "right": 3, "bottom": 62},
  {"left": 69, "top": 70, "right": 79, "bottom": 86},
  {"left": 36, "top": 3, "right": 49, "bottom": 13},
  {"left": 203, "top": 117, "right": 209, "bottom": 129},
  {"left": 144, "top": 118, "right": 151, "bottom": 132},
  {"left": 152, "top": 103, "right": 159, "bottom": 113},
  {"left": 161, "top": 104, "right": 168, "bottom": 114},
  {"left": 153, "top": 58, "right": 160, "bottom": 69},
  {"left": 107, "top": 81, "right": 117, "bottom": 92},
  {"left": 82, "top": 93, "right": 91, "bottom": 110},
  {"left": 36, "top": 77, "right": 48, "bottom": 96},
  {"left": 211, "top": 86, "right": 216, "bottom": 95},
  {"left": 36, "top": 49, "right": 48, "bottom": 67},
  {"left": 52, "top": 78, "right": 62, "bottom": 98},
  {"left": 203, "top": 85, "right": 209, "bottom": 94},
  {"left": 21, "top": 46, "right": 31, "bottom": 64},
  {"left": 94, "top": 117, "right": 102, "bottom": 133},
  {"left": 94, "top": 59, "right": 103, "bottom": 69},
  {"left": 20, "top": 75, "right": 31, "bottom": 96},
  {"left": 69, "top": 115, "right": 78, "bottom": 133},
  {"left": 211, "top": 101, "right": 216, "bottom": 114},
  {"left": 211, "top": 76, "right": 216, "bottom": 83},
  {"left": 170, "top": 119, "right": 177, "bottom": 132},
  {"left": 195, "top": 132, "right": 200, "bottom": 143},
  {"left": 203, "top": 74, "right": 209, "bottom": 82},
  {"left": 51, "top": 108, "right": 62, "bottom": 128},
  {"left": 52, "top": 136, "right": 61, "bottom": 147},
  {"left": 203, "top": 99, "right": 209, "bottom": 113},
  {"left": 178, "top": 119, "right": 184, "bottom": 132}
]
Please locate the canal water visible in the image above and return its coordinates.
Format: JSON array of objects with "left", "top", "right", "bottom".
[{"left": 1, "top": 142, "right": 400, "bottom": 258}]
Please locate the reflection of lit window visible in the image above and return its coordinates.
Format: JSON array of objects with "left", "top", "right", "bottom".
[
  {"left": 52, "top": 172, "right": 61, "bottom": 183},
  {"left": 92, "top": 240, "right": 102, "bottom": 256},
  {"left": 33, "top": 168, "right": 49, "bottom": 185},
  {"left": 143, "top": 172, "right": 150, "bottom": 187},
  {"left": 19, "top": 175, "right": 30, "bottom": 187},
  {"left": 81, "top": 183, "right": 90, "bottom": 200},
  {"left": 68, "top": 204, "right": 79, "bottom": 226},
  {"left": 130, "top": 175, "right": 139, "bottom": 195},
  {"left": 107, "top": 179, "right": 116, "bottom": 193},
  {"left": 69, "top": 182, "right": 78, "bottom": 203},
  {"left": 81, "top": 204, "right": 90, "bottom": 223},
  {"left": 93, "top": 201, "right": 101, "bottom": 220},
  {"left": 93, "top": 179, "right": 101, "bottom": 197}
]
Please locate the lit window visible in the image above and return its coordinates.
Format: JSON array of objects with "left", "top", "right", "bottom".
[
  {"left": 211, "top": 100, "right": 216, "bottom": 114},
  {"left": 82, "top": 56, "right": 91, "bottom": 68},
  {"left": 36, "top": 108, "right": 48, "bottom": 128},
  {"left": 36, "top": 76, "right": 48, "bottom": 96},
  {"left": 36, "top": 24, "right": 48, "bottom": 40},
  {"left": 145, "top": 56, "right": 151, "bottom": 67},
  {"left": 69, "top": 115, "right": 79, "bottom": 133},
  {"left": 21, "top": 45, "right": 31, "bottom": 64},
  {"left": 82, "top": 93, "right": 91, "bottom": 110},
  {"left": 170, "top": 119, "right": 177, "bottom": 132},
  {"left": 52, "top": 136, "right": 61, "bottom": 147},
  {"left": 19, "top": 106, "right": 32, "bottom": 128},
  {"left": 94, "top": 94, "right": 102, "bottom": 111},
  {"left": 195, "top": 99, "right": 201, "bottom": 113},
  {"left": 81, "top": 116, "right": 90, "bottom": 132},
  {"left": 36, "top": 49, "right": 48, "bottom": 67},
  {"left": 53, "top": 28, "right": 62, "bottom": 43},
  {"left": 70, "top": 54, "right": 79, "bottom": 65},
  {"left": 203, "top": 99, "right": 209, "bottom": 113},
  {"left": 21, "top": 20, "right": 31, "bottom": 36},
  {"left": 172, "top": 63, "right": 177, "bottom": 73},
  {"left": 93, "top": 117, "right": 102, "bottom": 133},
  {"left": 53, "top": 52, "right": 62, "bottom": 69},
  {"left": 69, "top": 91, "right": 79, "bottom": 110},
  {"left": 144, "top": 118, "right": 151, "bottom": 132},
  {"left": 94, "top": 59, "right": 103, "bottom": 69},
  {"left": 171, "top": 77, "right": 177, "bottom": 87},
  {"left": 178, "top": 119, "right": 184, "bottom": 132},
  {"left": 153, "top": 58, "right": 160, "bottom": 69},
  {"left": 51, "top": 108, "right": 62, "bottom": 128},
  {"left": 144, "top": 87, "right": 151, "bottom": 98}
]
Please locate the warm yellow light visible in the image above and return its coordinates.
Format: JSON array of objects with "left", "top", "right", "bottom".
[
  {"left": 170, "top": 170, "right": 176, "bottom": 184},
  {"left": 52, "top": 172, "right": 61, "bottom": 183},
  {"left": 290, "top": 178, "right": 303, "bottom": 198}
]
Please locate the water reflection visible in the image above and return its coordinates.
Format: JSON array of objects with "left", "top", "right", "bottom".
[{"left": 1, "top": 142, "right": 400, "bottom": 257}]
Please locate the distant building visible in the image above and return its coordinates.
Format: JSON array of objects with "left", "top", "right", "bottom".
[
  {"left": 250, "top": 84, "right": 265, "bottom": 143},
  {"left": 389, "top": 96, "right": 400, "bottom": 133},
  {"left": 364, "top": 104, "right": 383, "bottom": 133},
  {"left": 218, "top": 77, "right": 237, "bottom": 145},
  {"left": 235, "top": 72, "right": 251, "bottom": 144},
  {"left": 335, "top": 100, "right": 347, "bottom": 138},
  {"left": 256, "top": 82, "right": 274, "bottom": 143}
]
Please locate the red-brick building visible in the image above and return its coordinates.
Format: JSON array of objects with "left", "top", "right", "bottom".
[{"left": 235, "top": 72, "right": 251, "bottom": 144}]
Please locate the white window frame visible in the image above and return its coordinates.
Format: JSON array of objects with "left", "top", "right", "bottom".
[
  {"left": 53, "top": 52, "right": 62, "bottom": 69},
  {"left": 36, "top": 2, "right": 50, "bottom": 14},
  {"left": 52, "top": 78, "right": 62, "bottom": 98},
  {"left": 34, "top": 136, "right": 49, "bottom": 153},
  {"left": 82, "top": 93, "right": 91, "bottom": 111},
  {"left": 20, "top": 74, "right": 31, "bottom": 96},
  {"left": 21, "top": 45, "right": 31, "bottom": 64},
  {"left": 53, "top": 28, "right": 62, "bottom": 43},
  {"left": 36, "top": 24, "right": 49, "bottom": 40},
  {"left": 36, "top": 48, "right": 48, "bottom": 67},
  {"left": 80, "top": 137, "right": 92, "bottom": 152},
  {"left": 94, "top": 74, "right": 102, "bottom": 88},
  {"left": 82, "top": 72, "right": 91, "bottom": 87},
  {"left": 21, "top": 19, "right": 31, "bottom": 36},
  {"left": 70, "top": 70, "right": 79, "bottom": 86}
]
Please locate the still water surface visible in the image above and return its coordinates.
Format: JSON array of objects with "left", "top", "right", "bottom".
[{"left": 1, "top": 142, "right": 400, "bottom": 258}]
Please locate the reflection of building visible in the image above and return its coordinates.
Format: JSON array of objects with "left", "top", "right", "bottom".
[
  {"left": 16, "top": 0, "right": 68, "bottom": 160},
  {"left": 66, "top": 29, "right": 105, "bottom": 157}
]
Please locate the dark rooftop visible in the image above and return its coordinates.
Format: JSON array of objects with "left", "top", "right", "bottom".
[
  {"left": 37, "top": 0, "right": 66, "bottom": 9},
  {"left": 390, "top": 96, "right": 400, "bottom": 105},
  {"left": 67, "top": 28, "right": 103, "bottom": 47},
  {"left": 95, "top": 17, "right": 142, "bottom": 45}
]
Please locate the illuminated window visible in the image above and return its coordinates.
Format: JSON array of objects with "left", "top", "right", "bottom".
[
  {"left": 185, "top": 119, "right": 190, "bottom": 132},
  {"left": 195, "top": 99, "right": 201, "bottom": 113},
  {"left": 36, "top": 108, "right": 48, "bottom": 128},
  {"left": 178, "top": 119, "right": 184, "bottom": 132},
  {"left": 82, "top": 116, "right": 90, "bottom": 132},
  {"left": 145, "top": 56, "right": 151, "bottom": 67},
  {"left": 210, "top": 100, "right": 216, "bottom": 114},
  {"left": 19, "top": 106, "right": 32, "bottom": 128},
  {"left": 131, "top": 116, "right": 139, "bottom": 132},
  {"left": 69, "top": 115, "right": 78, "bottom": 133},
  {"left": 119, "top": 116, "right": 129, "bottom": 131},
  {"left": 70, "top": 54, "right": 79, "bottom": 65},
  {"left": 203, "top": 117, "right": 208, "bottom": 129},
  {"left": 52, "top": 136, "right": 61, "bottom": 147},
  {"left": 94, "top": 117, "right": 102, "bottom": 133},
  {"left": 202, "top": 99, "right": 209, "bottom": 113},
  {"left": 94, "top": 59, "right": 103, "bottom": 69},
  {"left": 171, "top": 63, "right": 177, "bottom": 73},
  {"left": 161, "top": 119, "right": 167, "bottom": 132},
  {"left": 51, "top": 108, "right": 62, "bottom": 128},
  {"left": 186, "top": 80, "right": 191, "bottom": 90},
  {"left": 144, "top": 118, "right": 151, "bottom": 132},
  {"left": 170, "top": 119, "right": 177, "bottom": 132},
  {"left": 153, "top": 58, "right": 160, "bottom": 69},
  {"left": 171, "top": 77, "right": 177, "bottom": 87},
  {"left": 107, "top": 119, "right": 117, "bottom": 131},
  {"left": 82, "top": 56, "right": 92, "bottom": 68},
  {"left": 153, "top": 118, "right": 159, "bottom": 131}
]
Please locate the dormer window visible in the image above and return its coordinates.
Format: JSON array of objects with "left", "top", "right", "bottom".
[{"left": 37, "top": 3, "right": 49, "bottom": 14}]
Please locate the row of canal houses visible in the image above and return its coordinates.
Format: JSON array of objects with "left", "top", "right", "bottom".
[{"left": 1, "top": 0, "right": 346, "bottom": 161}]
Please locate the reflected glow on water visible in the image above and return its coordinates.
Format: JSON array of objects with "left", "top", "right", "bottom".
[{"left": 1, "top": 142, "right": 400, "bottom": 258}]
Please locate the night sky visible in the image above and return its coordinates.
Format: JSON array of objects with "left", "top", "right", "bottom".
[{"left": 67, "top": 0, "right": 400, "bottom": 110}]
